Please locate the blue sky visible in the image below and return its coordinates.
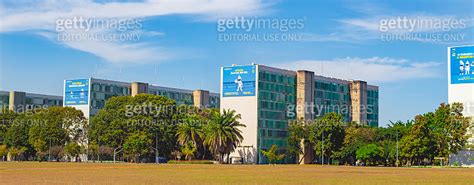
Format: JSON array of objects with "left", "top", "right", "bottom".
[{"left": 0, "top": 0, "right": 473, "bottom": 126}]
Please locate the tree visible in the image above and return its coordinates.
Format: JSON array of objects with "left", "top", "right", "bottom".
[
  {"left": 8, "top": 147, "right": 20, "bottom": 161},
  {"left": 98, "top": 146, "right": 113, "bottom": 161},
  {"left": 287, "top": 120, "right": 307, "bottom": 163},
  {"left": 373, "top": 121, "right": 412, "bottom": 166},
  {"left": 64, "top": 142, "right": 81, "bottom": 162},
  {"left": 176, "top": 114, "right": 204, "bottom": 149},
  {"left": 398, "top": 103, "right": 471, "bottom": 166},
  {"left": 50, "top": 146, "right": 64, "bottom": 162},
  {"left": 0, "top": 109, "right": 17, "bottom": 145},
  {"left": 89, "top": 94, "right": 179, "bottom": 161},
  {"left": 4, "top": 114, "right": 31, "bottom": 158},
  {"left": 433, "top": 103, "right": 471, "bottom": 159},
  {"left": 339, "top": 125, "right": 377, "bottom": 165},
  {"left": 204, "top": 109, "right": 245, "bottom": 163},
  {"left": 123, "top": 132, "right": 152, "bottom": 163},
  {"left": 261, "top": 144, "right": 285, "bottom": 164},
  {"left": 32, "top": 139, "right": 47, "bottom": 161},
  {"left": 0, "top": 144, "right": 7, "bottom": 161},
  {"left": 8, "top": 146, "right": 27, "bottom": 161},
  {"left": 400, "top": 113, "right": 437, "bottom": 166},
  {"left": 28, "top": 107, "right": 86, "bottom": 161},
  {"left": 308, "top": 113, "right": 345, "bottom": 164},
  {"left": 181, "top": 141, "right": 197, "bottom": 161},
  {"left": 88, "top": 141, "right": 99, "bottom": 162},
  {"left": 356, "top": 144, "right": 382, "bottom": 166}
]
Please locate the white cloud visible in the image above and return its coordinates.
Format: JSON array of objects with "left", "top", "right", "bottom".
[
  {"left": 301, "top": 4, "right": 473, "bottom": 44},
  {"left": 0, "top": 0, "right": 269, "bottom": 63},
  {"left": 272, "top": 57, "right": 442, "bottom": 83}
]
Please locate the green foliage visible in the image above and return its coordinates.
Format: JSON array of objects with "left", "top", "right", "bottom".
[
  {"left": 398, "top": 103, "right": 470, "bottom": 166},
  {"left": 123, "top": 131, "right": 152, "bottom": 163},
  {"left": 176, "top": 114, "right": 203, "bottom": 148},
  {"left": 0, "top": 109, "right": 17, "bottom": 144},
  {"left": 88, "top": 141, "right": 99, "bottom": 161},
  {"left": 64, "top": 142, "right": 81, "bottom": 161},
  {"left": 287, "top": 102, "right": 470, "bottom": 166},
  {"left": 8, "top": 146, "right": 27, "bottom": 161},
  {"left": 203, "top": 109, "right": 245, "bottom": 163},
  {"left": 4, "top": 114, "right": 31, "bottom": 149},
  {"left": 287, "top": 113, "right": 346, "bottom": 164},
  {"left": 28, "top": 107, "right": 86, "bottom": 154},
  {"left": 261, "top": 144, "right": 285, "bottom": 164},
  {"left": 308, "top": 113, "right": 345, "bottom": 164},
  {"left": 88, "top": 94, "right": 244, "bottom": 163},
  {"left": 89, "top": 94, "right": 178, "bottom": 160},
  {"left": 287, "top": 120, "right": 306, "bottom": 163},
  {"left": 0, "top": 144, "right": 7, "bottom": 160},
  {"left": 32, "top": 138, "right": 47, "bottom": 160},
  {"left": 181, "top": 141, "right": 197, "bottom": 161},
  {"left": 356, "top": 144, "right": 382, "bottom": 165}
]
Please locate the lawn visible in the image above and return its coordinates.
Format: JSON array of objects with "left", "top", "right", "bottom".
[{"left": 0, "top": 162, "right": 473, "bottom": 185}]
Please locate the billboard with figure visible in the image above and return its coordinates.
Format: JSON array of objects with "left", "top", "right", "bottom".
[
  {"left": 64, "top": 79, "right": 90, "bottom": 105},
  {"left": 450, "top": 45, "right": 474, "bottom": 84},
  {"left": 222, "top": 65, "right": 256, "bottom": 97}
]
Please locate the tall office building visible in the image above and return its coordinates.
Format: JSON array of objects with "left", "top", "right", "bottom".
[
  {"left": 63, "top": 78, "right": 219, "bottom": 119},
  {"left": 447, "top": 45, "right": 474, "bottom": 146},
  {"left": 0, "top": 90, "right": 62, "bottom": 112},
  {"left": 220, "top": 64, "right": 379, "bottom": 164}
]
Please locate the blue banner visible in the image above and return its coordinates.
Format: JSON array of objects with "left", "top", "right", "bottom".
[
  {"left": 222, "top": 65, "right": 256, "bottom": 97},
  {"left": 451, "top": 46, "right": 474, "bottom": 84},
  {"left": 64, "top": 79, "right": 89, "bottom": 105}
]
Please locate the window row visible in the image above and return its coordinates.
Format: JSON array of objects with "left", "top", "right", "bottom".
[
  {"left": 259, "top": 71, "right": 296, "bottom": 85},
  {"left": 259, "top": 82, "right": 296, "bottom": 94}
]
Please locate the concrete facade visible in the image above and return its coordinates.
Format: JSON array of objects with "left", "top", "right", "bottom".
[
  {"left": 349, "top": 80, "right": 368, "bottom": 125},
  {"left": 131, "top": 82, "right": 149, "bottom": 96},
  {"left": 64, "top": 78, "right": 219, "bottom": 119},
  {"left": 296, "top": 70, "right": 315, "bottom": 164},
  {"left": 0, "top": 90, "right": 63, "bottom": 112},
  {"left": 193, "top": 90, "right": 210, "bottom": 108},
  {"left": 447, "top": 45, "right": 474, "bottom": 147},
  {"left": 221, "top": 64, "right": 379, "bottom": 164}
]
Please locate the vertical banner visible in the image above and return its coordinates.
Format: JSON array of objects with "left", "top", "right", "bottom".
[
  {"left": 64, "top": 79, "right": 90, "bottom": 105},
  {"left": 450, "top": 46, "right": 474, "bottom": 84},
  {"left": 222, "top": 65, "right": 256, "bottom": 97}
]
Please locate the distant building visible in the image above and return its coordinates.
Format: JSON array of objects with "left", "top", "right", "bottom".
[
  {"left": 0, "top": 90, "right": 62, "bottom": 112},
  {"left": 63, "top": 78, "right": 219, "bottom": 119},
  {"left": 447, "top": 45, "right": 474, "bottom": 146},
  {"left": 220, "top": 64, "right": 379, "bottom": 164},
  {"left": 447, "top": 45, "right": 474, "bottom": 167}
]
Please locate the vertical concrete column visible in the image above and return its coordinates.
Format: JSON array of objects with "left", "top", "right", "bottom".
[
  {"left": 350, "top": 80, "right": 368, "bottom": 125},
  {"left": 131, "top": 82, "right": 148, "bottom": 97},
  {"left": 296, "top": 70, "right": 315, "bottom": 164},
  {"left": 9, "top": 91, "right": 26, "bottom": 111},
  {"left": 193, "top": 90, "right": 210, "bottom": 108}
]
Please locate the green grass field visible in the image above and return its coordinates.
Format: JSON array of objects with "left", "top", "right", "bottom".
[{"left": 1, "top": 162, "right": 473, "bottom": 185}]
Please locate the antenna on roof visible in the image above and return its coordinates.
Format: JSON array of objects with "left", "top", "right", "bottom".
[
  {"left": 321, "top": 62, "right": 324, "bottom": 76},
  {"left": 94, "top": 64, "right": 98, "bottom": 78},
  {"left": 119, "top": 67, "right": 122, "bottom": 81},
  {"left": 154, "top": 66, "right": 157, "bottom": 85}
]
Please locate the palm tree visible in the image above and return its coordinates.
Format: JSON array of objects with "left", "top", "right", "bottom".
[
  {"left": 176, "top": 114, "right": 204, "bottom": 148},
  {"left": 204, "top": 109, "right": 245, "bottom": 163}
]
